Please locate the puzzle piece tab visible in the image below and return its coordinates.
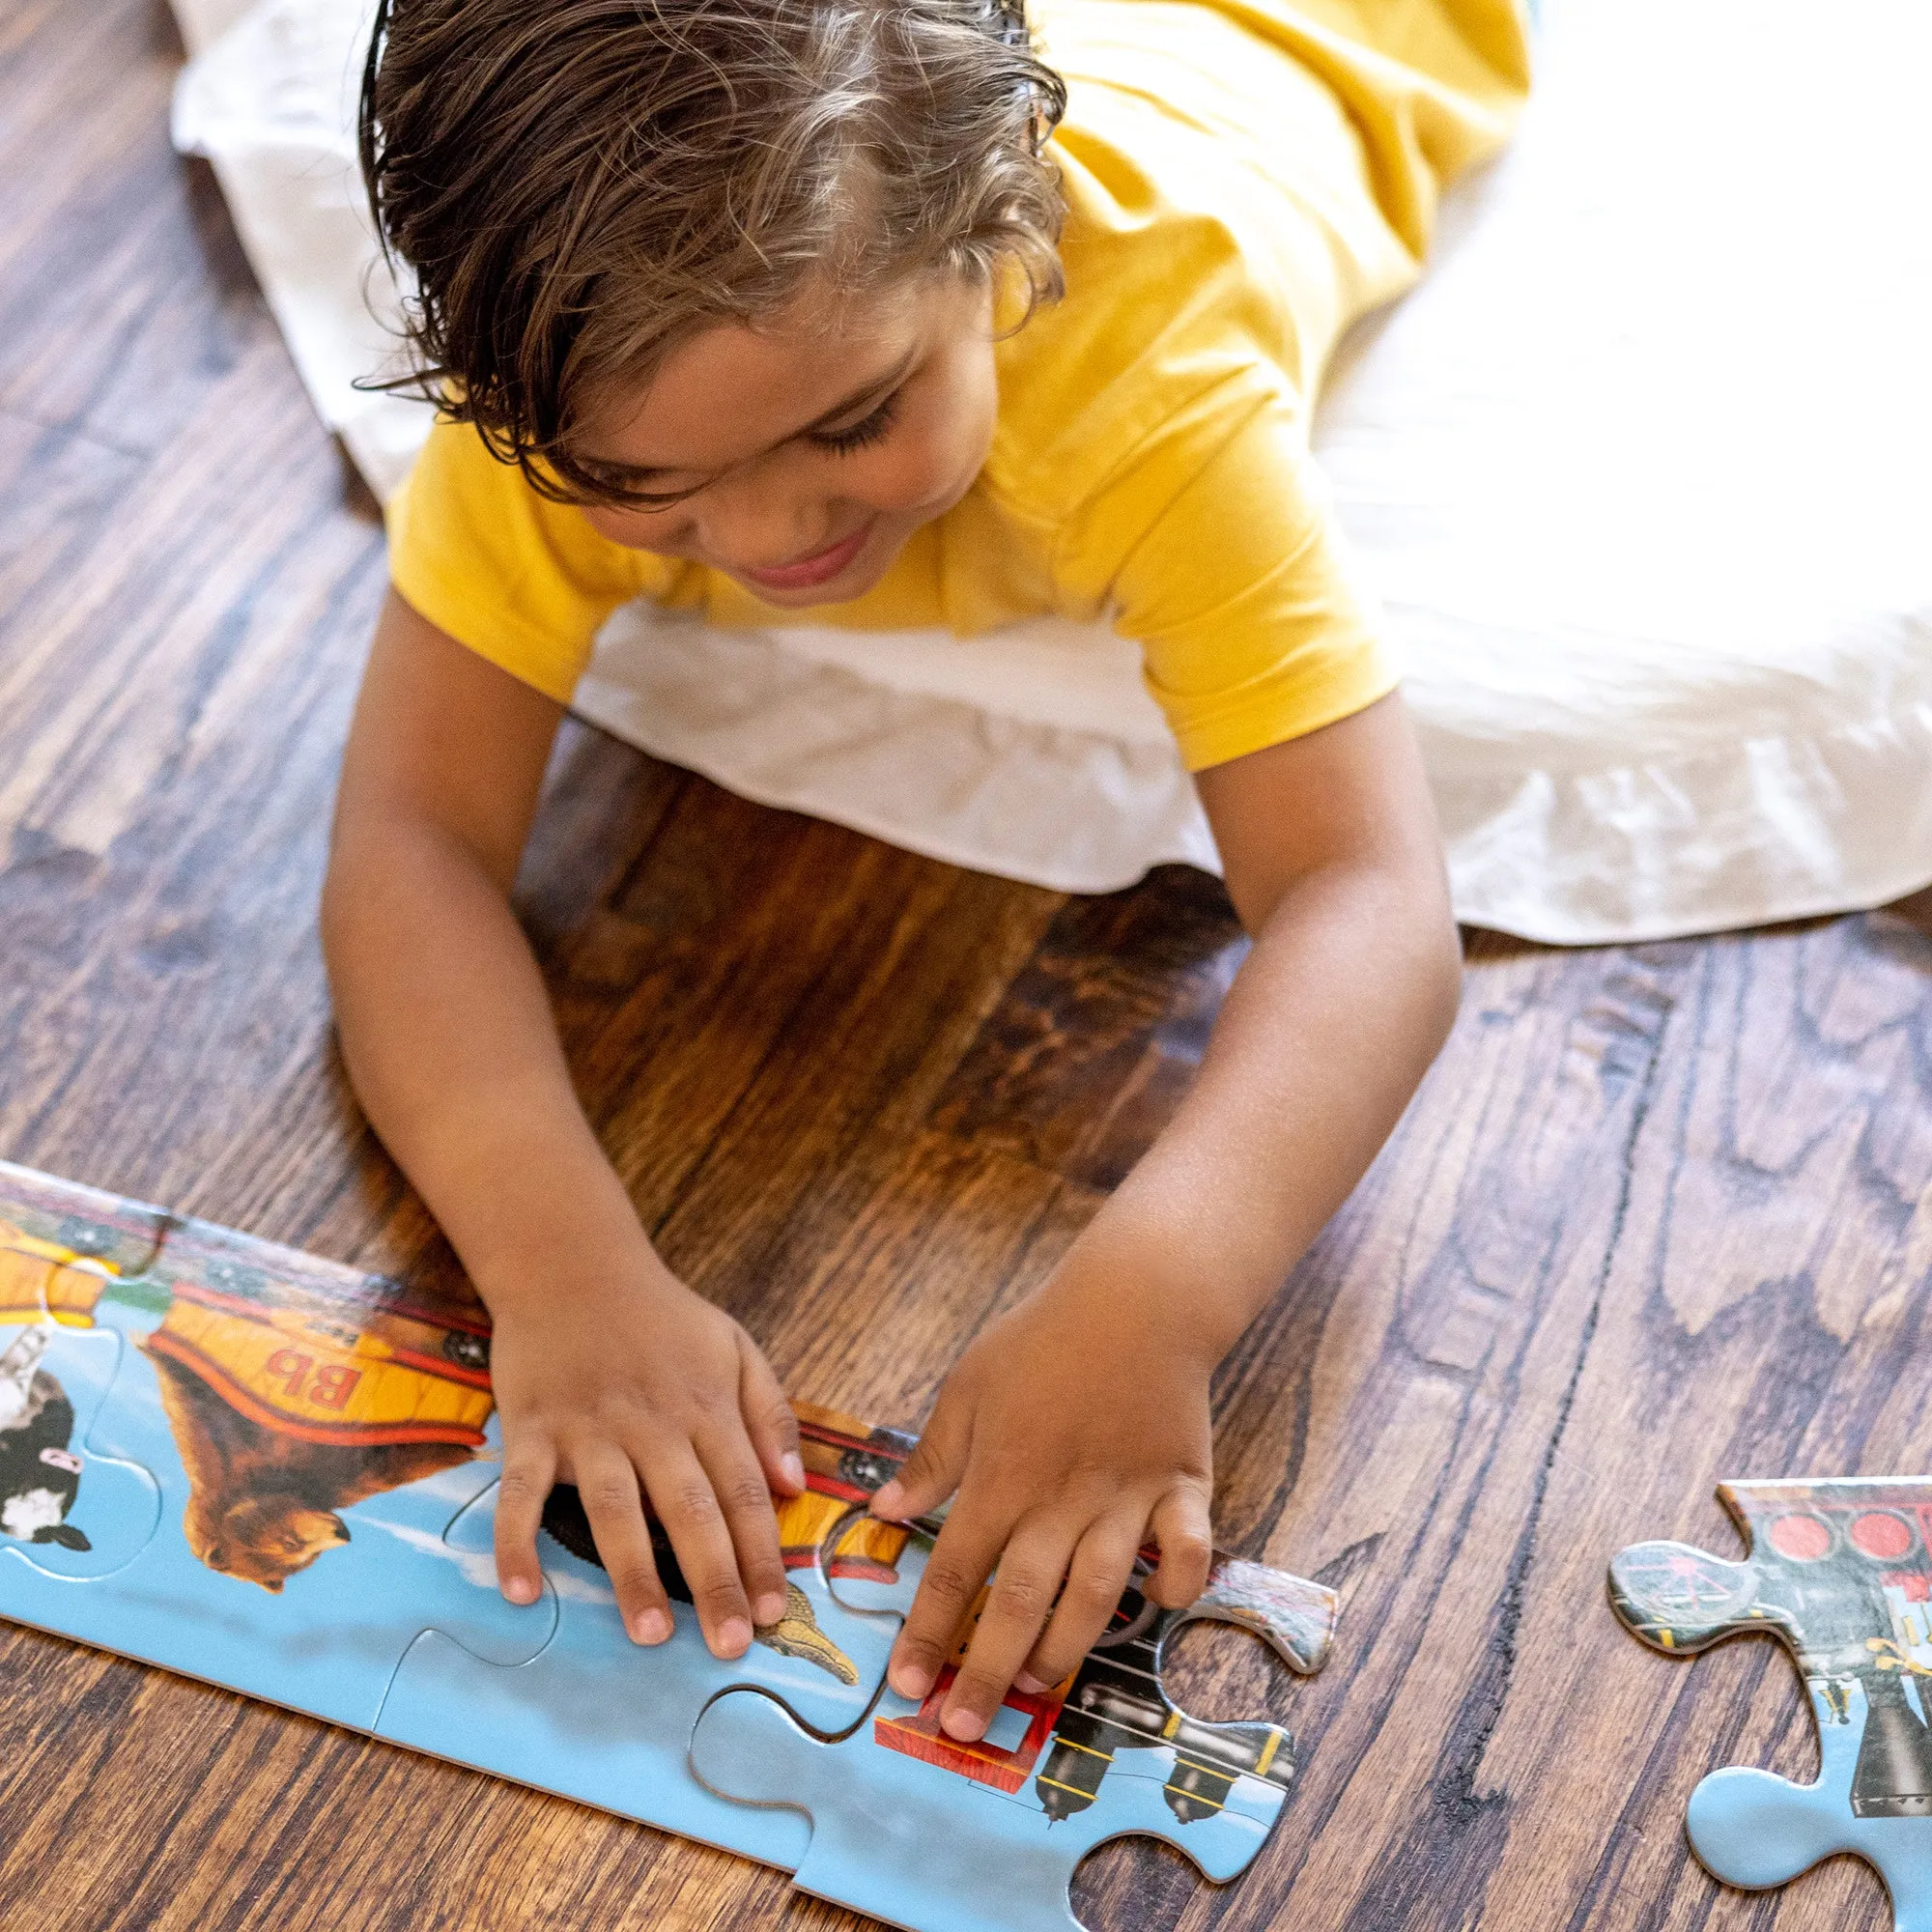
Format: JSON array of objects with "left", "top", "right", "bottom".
[
  {"left": 692, "top": 1553, "right": 1338, "bottom": 1932},
  {"left": 1610, "top": 1477, "right": 1932, "bottom": 1931},
  {"left": 1689, "top": 1678, "right": 1932, "bottom": 1931}
]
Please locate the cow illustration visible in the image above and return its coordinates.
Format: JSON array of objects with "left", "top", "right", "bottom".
[{"left": 0, "top": 1327, "right": 91, "bottom": 1552}]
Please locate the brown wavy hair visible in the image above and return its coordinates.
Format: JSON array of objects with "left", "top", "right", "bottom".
[{"left": 358, "top": 0, "right": 1067, "bottom": 503}]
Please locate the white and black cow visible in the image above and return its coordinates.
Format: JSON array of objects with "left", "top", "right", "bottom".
[{"left": 0, "top": 1327, "right": 91, "bottom": 1552}]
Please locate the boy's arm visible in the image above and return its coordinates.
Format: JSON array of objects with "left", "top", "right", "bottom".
[
  {"left": 873, "top": 691, "right": 1461, "bottom": 1737},
  {"left": 323, "top": 588, "right": 802, "bottom": 1657}
]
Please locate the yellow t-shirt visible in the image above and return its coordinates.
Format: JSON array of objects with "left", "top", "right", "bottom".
[{"left": 386, "top": 0, "right": 1528, "bottom": 773}]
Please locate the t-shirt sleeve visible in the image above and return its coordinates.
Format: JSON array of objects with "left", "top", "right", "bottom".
[
  {"left": 384, "top": 415, "right": 672, "bottom": 704},
  {"left": 1079, "top": 398, "right": 1397, "bottom": 773}
]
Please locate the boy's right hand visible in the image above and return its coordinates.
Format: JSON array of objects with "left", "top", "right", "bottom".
[{"left": 484, "top": 1261, "right": 805, "bottom": 1660}]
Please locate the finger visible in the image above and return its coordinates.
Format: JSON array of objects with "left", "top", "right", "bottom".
[
  {"left": 737, "top": 1335, "right": 805, "bottom": 1497},
  {"left": 887, "top": 1492, "right": 1008, "bottom": 1703},
  {"left": 1016, "top": 1518, "right": 1145, "bottom": 1694},
  {"left": 572, "top": 1445, "right": 674, "bottom": 1646},
  {"left": 940, "top": 1519, "right": 1078, "bottom": 1743},
  {"left": 870, "top": 1387, "right": 970, "bottom": 1524},
  {"left": 695, "top": 1421, "right": 790, "bottom": 1630},
  {"left": 640, "top": 1439, "right": 754, "bottom": 1661},
  {"left": 492, "top": 1434, "right": 557, "bottom": 1608},
  {"left": 1145, "top": 1484, "right": 1214, "bottom": 1609}
]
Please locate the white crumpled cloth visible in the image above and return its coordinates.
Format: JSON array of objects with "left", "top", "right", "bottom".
[{"left": 170, "top": 0, "right": 1932, "bottom": 942}]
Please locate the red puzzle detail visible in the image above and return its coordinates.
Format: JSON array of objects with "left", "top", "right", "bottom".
[{"left": 874, "top": 1666, "right": 1067, "bottom": 1793}]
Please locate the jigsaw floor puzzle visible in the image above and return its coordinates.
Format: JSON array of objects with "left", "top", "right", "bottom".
[
  {"left": 0, "top": 1160, "right": 1338, "bottom": 1931},
  {"left": 1612, "top": 1478, "right": 1932, "bottom": 1932}
]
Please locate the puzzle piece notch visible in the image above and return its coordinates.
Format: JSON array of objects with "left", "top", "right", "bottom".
[
  {"left": 1169, "top": 1554, "right": 1337, "bottom": 1676},
  {"left": 1610, "top": 1477, "right": 1932, "bottom": 1930},
  {"left": 368, "top": 1404, "right": 922, "bottom": 1869}
]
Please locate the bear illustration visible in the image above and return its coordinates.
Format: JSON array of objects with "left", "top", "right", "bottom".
[{"left": 138, "top": 1281, "right": 495, "bottom": 1592}]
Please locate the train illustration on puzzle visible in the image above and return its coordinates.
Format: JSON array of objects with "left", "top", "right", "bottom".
[
  {"left": 541, "top": 1397, "right": 1324, "bottom": 1829},
  {"left": 873, "top": 1564, "right": 1304, "bottom": 1825}
]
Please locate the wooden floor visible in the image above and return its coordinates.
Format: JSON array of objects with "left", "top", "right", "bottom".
[{"left": 3, "top": 2, "right": 1930, "bottom": 1927}]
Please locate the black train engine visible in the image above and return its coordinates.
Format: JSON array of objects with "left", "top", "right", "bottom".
[{"left": 1034, "top": 1577, "right": 1293, "bottom": 1825}]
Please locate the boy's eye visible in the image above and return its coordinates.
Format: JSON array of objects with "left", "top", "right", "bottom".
[
  {"left": 575, "top": 461, "right": 707, "bottom": 508},
  {"left": 809, "top": 389, "right": 902, "bottom": 457}
]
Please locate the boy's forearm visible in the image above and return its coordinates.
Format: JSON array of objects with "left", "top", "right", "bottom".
[
  {"left": 322, "top": 815, "right": 656, "bottom": 1312},
  {"left": 1059, "top": 855, "right": 1460, "bottom": 1356}
]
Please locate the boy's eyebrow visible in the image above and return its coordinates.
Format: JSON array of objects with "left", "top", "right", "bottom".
[{"left": 595, "top": 349, "right": 919, "bottom": 482}]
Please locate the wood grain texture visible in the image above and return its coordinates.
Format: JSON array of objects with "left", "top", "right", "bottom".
[{"left": 2, "top": 2, "right": 1930, "bottom": 1927}]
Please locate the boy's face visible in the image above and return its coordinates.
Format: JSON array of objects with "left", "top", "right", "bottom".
[{"left": 572, "top": 271, "right": 998, "bottom": 609}]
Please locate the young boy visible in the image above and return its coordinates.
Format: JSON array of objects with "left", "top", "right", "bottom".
[{"left": 326, "top": 0, "right": 1527, "bottom": 1746}]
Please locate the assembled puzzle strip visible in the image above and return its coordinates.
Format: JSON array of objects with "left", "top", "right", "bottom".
[{"left": 0, "top": 1161, "right": 1336, "bottom": 1931}]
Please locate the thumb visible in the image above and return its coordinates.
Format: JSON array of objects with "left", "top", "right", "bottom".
[
  {"left": 870, "top": 1391, "right": 969, "bottom": 1524},
  {"left": 737, "top": 1333, "right": 806, "bottom": 1496}
]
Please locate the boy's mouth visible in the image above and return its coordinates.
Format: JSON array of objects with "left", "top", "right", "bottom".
[{"left": 737, "top": 521, "right": 874, "bottom": 594}]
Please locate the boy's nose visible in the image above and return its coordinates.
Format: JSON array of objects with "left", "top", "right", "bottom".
[{"left": 696, "top": 481, "right": 835, "bottom": 577}]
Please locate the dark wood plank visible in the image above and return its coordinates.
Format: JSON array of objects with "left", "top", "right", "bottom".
[{"left": 2, "top": 1, "right": 1931, "bottom": 1928}]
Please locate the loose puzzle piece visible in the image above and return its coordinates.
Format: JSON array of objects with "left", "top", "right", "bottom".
[
  {"left": 691, "top": 1553, "right": 1338, "bottom": 1932},
  {"left": 1610, "top": 1477, "right": 1932, "bottom": 1932}
]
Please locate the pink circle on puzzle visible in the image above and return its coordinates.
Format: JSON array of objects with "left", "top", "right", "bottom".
[
  {"left": 1767, "top": 1513, "right": 1833, "bottom": 1561},
  {"left": 1850, "top": 1511, "right": 1917, "bottom": 1560}
]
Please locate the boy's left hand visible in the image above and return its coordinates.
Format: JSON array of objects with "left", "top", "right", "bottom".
[{"left": 869, "top": 1270, "right": 1215, "bottom": 1742}]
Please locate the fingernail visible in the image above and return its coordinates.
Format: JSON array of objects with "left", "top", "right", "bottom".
[
  {"left": 503, "top": 1575, "right": 538, "bottom": 1605},
  {"left": 1014, "top": 1669, "right": 1051, "bottom": 1695},
  {"left": 940, "top": 1706, "right": 986, "bottom": 1743},
  {"left": 717, "top": 1617, "right": 753, "bottom": 1658},
  {"left": 889, "top": 1662, "right": 934, "bottom": 1701},
  {"left": 870, "top": 1480, "right": 905, "bottom": 1520},
  {"left": 753, "top": 1591, "right": 787, "bottom": 1627},
  {"left": 780, "top": 1452, "right": 806, "bottom": 1492},
  {"left": 630, "top": 1608, "right": 672, "bottom": 1645}
]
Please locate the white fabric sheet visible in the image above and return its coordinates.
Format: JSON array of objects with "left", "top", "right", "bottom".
[{"left": 170, "top": 0, "right": 1932, "bottom": 941}]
